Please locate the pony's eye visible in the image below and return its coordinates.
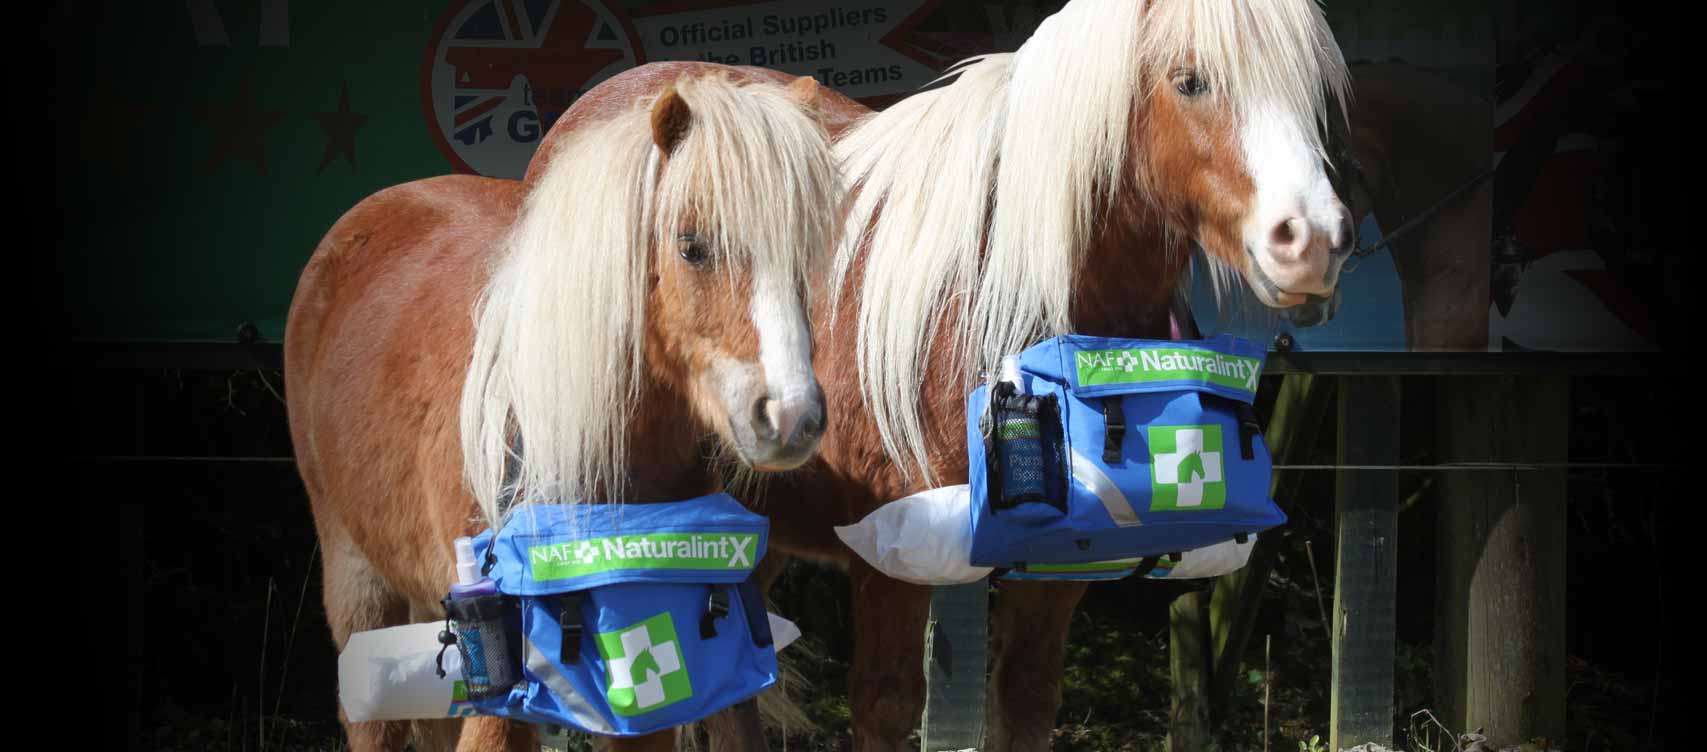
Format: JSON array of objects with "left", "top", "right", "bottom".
[
  {"left": 1174, "top": 71, "right": 1208, "bottom": 97},
  {"left": 677, "top": 233, "right": 710, "bottom": 266}
]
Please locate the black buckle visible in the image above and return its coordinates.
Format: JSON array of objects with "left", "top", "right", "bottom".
[
  {"left": 1131, "top": 556, "right": 1163, "bottom": 578},
  {"left": 700, "top": 586, "right": 731, "bottom": 639},
  {"left": 558, "top": 592, "right": 586, "bottom": 661},
  {"left": 435, "top": 598, "right": 459, "bottom": 679},
  {"left": 1102, "top": 398, "right": 1126, "bottom": 464}
]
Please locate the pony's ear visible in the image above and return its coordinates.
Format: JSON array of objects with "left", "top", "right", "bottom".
[
  {"left": 650, "top": 83, "right": 693, "bottom": 154},
  {"left": 784, "top": 75, "right": 821, "bottom": 112}
]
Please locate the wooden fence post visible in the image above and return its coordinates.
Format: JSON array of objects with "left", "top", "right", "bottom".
[
  {"left": 921, "top": 582, "right": 988, "bottom": 751},
  {"left": 1330, "top": 376, "right": 1400, "bottom": 750},
  {"left": 1168, "top": 592, "right": 1210, "bottom": 751},
  {"left": 1434, "top": 376, "right": 1567, "bottom": 746},
  {"left": 1208, "top": 374, "right": 1336, "bottom": 710}
]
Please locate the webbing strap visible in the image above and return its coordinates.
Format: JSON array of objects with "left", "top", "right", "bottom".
[
  {"left": 700, "top": 585, "right": 731, "bottom": 640},
  {"left": 738, "top": 579, "right": 774, "bottom": 647},
  {"left": 1103, "top": 398, "right": 1127, "bottom": 464},
  {"left": 1237, "top": 403, "right": 1261, "bottom": 461},
  {"left": 557, "top": 592, "right": 586, "bottom": 662}
]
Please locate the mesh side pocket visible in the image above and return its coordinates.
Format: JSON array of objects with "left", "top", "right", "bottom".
[
  {"left": 444, "top": 593, "right": 522, "bottom": 702},
  {"left": 988, "top": 386, "right": 1067, "bottom": 513}
]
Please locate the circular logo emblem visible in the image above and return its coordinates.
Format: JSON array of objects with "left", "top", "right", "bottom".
[{"left": 423, "top": 0, "right": 644, "bottom": 178}]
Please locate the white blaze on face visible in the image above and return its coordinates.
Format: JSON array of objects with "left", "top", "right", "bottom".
[
  {"left": 1238, "top": 101, "right": 1349, "bottom": 307},
  {"left": 749, "top": 267, "right": 816, "bottom": 440}
]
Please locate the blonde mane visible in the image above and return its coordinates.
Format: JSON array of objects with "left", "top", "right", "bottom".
[
  {"left": 832, "top": 0, "right": 1349, "bottom": 483},
  {"left": 461, "top": 74, "right": 839, "bottom": 526}
]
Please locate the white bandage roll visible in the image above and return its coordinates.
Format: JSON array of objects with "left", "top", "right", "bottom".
[
  {"left": 339, "top": 622, "right": 467, "bottom": 722},
  {"left": 833, "top": 485, "right": 995, "bottom": 586}
]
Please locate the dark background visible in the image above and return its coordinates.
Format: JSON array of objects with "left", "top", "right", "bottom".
[{"left": 46, "top": 0, "right": 1688, "bottom": 749}]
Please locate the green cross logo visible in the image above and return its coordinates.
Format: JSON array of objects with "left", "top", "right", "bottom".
[
  {"left": 595, "top": 612, "right": 693, "bottom": 716},
  {"left": 1148, "top": 425, "right": 1226, "bottom": 511}
]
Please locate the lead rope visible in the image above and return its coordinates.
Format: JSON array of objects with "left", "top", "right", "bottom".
[{"left": 1346, "top": 165, "right": 1498, "bottom": 267}]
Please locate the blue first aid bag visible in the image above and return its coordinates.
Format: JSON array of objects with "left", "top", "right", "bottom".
[
  {"left": 454, "top": 493, "right": 777, "bottom": 737},
  {"left": 966, "top": 335, "right": 1284, "bottom": 576}
]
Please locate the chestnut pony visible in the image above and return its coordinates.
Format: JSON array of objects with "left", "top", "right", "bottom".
[
  {"left": 531, "top": 0, "right": 1356, "bottom": 748},
  {"left": 285, "top": 72, "right": 838, "bottom": 751}
]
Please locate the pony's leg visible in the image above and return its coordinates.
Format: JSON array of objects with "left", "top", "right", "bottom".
[
  {"left": 848, "top": 557, "right": 934, "bottom": 751},
  {"left": 984, "top": 580, "right": 1088, "bottom": 751},
  {"left": 701, "top": 698, "right": 767, "bottom": 751},
  {"left": 452, "top": 717, "right": 536, "bottom": 751},
  {"left": 320, "top": 525, "right": 413, "bottom": 751},
  {"left": 608, "top": 729, "right": 679, "bottom": 751}
]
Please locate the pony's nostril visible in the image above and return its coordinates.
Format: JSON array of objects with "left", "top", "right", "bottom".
[
  {"left": 752, "top": 397, "right": 778, "bottom": 442},
  {"left": 1269, "top": 218, "right": 1310, "bottom": 259},
  {"left": 793, "top": 402, "right": 826, "bottom": 444}
]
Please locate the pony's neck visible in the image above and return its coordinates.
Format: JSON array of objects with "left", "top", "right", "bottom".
[
  {"left": 614, "top": 378, "right": 722, "bottom": 504},
  {"left": 1068, "top": 186, "right": 1187, "bottom": 339}
]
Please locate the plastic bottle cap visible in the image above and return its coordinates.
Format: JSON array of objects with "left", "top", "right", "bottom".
[
  {"left": 453, "top": 537, "right": 481, "bottom": 586},
  {"left": 1000, "top": 355, "right": 1022, "bottom": 387}
]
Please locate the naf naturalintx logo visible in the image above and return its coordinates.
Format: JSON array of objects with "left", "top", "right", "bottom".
[
  {"left": 528, "top": 533, "right": 757, "bottom": 581},
  {"left": 1073, "top": 347, "right": 1262, "bottom": 395}
]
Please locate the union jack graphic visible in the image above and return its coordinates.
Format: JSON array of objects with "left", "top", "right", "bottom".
[{"left": 425, "top": 0, "right": 642, "bottom": 176}]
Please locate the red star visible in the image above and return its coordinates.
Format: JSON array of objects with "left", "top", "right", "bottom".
[
  {"left": 312, "top": 82, "right": 368, "bottom": 173},
  {"left": 198, "top": 76, "right": 286, "bottom": 175}
]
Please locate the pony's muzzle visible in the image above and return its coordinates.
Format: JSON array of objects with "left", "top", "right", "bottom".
[
  {"left": 1257, "top": 213, "right": 1344, "bottom": 298},
  {"left": 1279, "top": 287, "right": 1341, "bottom": 328},
  {"left": 746, "top": 383, "right": 827, "bottom": 468}
]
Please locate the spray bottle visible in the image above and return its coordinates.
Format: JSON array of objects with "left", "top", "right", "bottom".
[
  {"left": 995, "top": 355, "right": 1048, "bottom": 505},
  {"left": 443, "top": 536, "right": 509, "bottom": 699}
]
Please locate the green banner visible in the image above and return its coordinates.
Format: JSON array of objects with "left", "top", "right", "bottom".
[
  {"left": 57, "top": 0, "right": 947, "bottom": 344},
  {"left": 63, "top": 2, "right": 453, "bottom": 343}
]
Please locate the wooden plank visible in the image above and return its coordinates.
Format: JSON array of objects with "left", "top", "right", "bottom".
[
  {"left": 1434, "top": 376, "right": 1567, "bottom": 745},
  {"left": 1329, "top": 376, "right": 1400, "bottom": 750},
  {"left": 1208, "top": 374, "right": 1335, "bottom": 710},
  {"left": 1168, "top": 592, "right": 1209, "bottom": 751},
  {"left": 921, "top": 582, "right": 988, "bottom": 751}
]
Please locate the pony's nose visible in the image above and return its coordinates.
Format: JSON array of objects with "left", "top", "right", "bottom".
[
  {"left": 1255, "top": 208, "right": 1337, "bottom": 297},
  {"left": 1267, "top": 217, "right": 1314, "bottom": 263},
  {"left": 754, "top": 386, "right": 826, "bottom": 448}
]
